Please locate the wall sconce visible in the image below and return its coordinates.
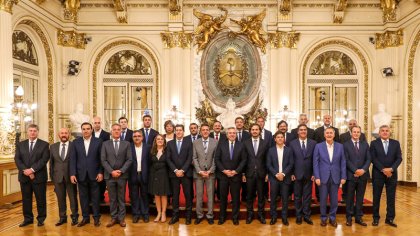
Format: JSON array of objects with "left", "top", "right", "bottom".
[
  {"left": 68, "top": 60, "right": 81, "bottom": 75},
  {"left": 319, "top": 91, "right": 326, "bottom": 101},
  {"left": 164, "top": 105, "right": 184, "bottom": 125},
  {"left": 381, "top": 67, "right": 394, "bottom": 77},
  {"left": 11, "top": 86, "right": 37, "bottom": 137}
]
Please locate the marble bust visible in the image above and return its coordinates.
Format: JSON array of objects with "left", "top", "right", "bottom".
[
  {"left": 216, "top": 98, "right": 242, "bottom": 129},
  {"left": 69, "top": 103, "right": 90, "bottom": 134},
  {"left": 372, "top": 103, "right": 392, "bottom": 135}
]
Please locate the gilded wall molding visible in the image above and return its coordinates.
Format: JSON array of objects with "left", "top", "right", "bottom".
[
  {"left": 64, "top": 0, "right": 81, "bottom": 22},
  {"left": 380, "top": 0, "right": 399, "bottom": 23},
  {"left": 91, "top": 40, "right": 160, "bottom": 128},
  {"left": 0, "top": 0, "right": 19, "bottom": 14},
  {"left": 333, "top": 0, "right": 347, "bottom": 24},
  {"left": 161, "top": 31, "right": 193, "bottom": 49},
  {"left": 302, "top": 40, "right": 369, "bottom": 133},
  {"left": 57, "top": 29, "right": 86, "bottom": 49},
  {"left": 20, "top": 20, "right": 54, "bottom": 144},
  {"left": 268, "top": 31, "right": 300, "bottom": 49},
  {"left": 375, "top": 29, "right": 403, "bottom": 49},
  {"left": 279, "top": 0, "right": 291, "bottom": 16},
  {"left": 406, "top": 30, "right": 420, "bottom": 181},
  {"left": 113, "top": 0, "right": 127, "bottom": 23},
  {"left": 169, "top": 0, "right": 181, "bottom": 16},
  {"left": 0, "top": 114, "right": 15, "bottom": 157}
]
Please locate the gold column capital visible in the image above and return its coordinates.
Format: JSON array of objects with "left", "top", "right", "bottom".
[
  {"left": 268, "top": 31, "right": 300, "bottom": 49},
  {"left": 375, "top": 28, "right": 403, "bottom": 49},
  {"left": 57, "top": 29, "right": 86, "bottom": 49},
  {"left": 64, "top": 0, "right": 80, "bottom": 22},
  {"left": 161, "top": 31, "right": 192, "bottom": 49},
  {"left": 380, "top": 0, "right": 399, "bottom": 23},
  {"left": 0, "top": 0, "right": 19, "bottom": 14}
]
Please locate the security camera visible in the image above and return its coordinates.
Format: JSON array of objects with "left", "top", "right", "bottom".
[
  {"left": 382, "top": 67, "right": 394, "bottom": 77},
  {"left": 68, "top": 60, "right": 81, "bottom": 76},
  {"left": 369, "top": 37, "right": 375, "bottom": 44}
]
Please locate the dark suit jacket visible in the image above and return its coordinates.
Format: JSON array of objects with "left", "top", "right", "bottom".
[
  {"left": 370, "top": 138, "right": 402, "bottom": 179},
  {"left": 289, "top": 138, "right": 316, "bottom": 180},
  {"left": 262, "top": 129, "right": 274, "bottom": 147},
  {"left": 69, "top": 136, "right": 103, "bottom": 182},
  {"left": 185, "top": 134, "right": 202, "bottom": 143},
  {"left": 314, "top": 126, "right": 340, "bottom": 143},
  {"left": 166, "top": 137, "right": 193, "bottom": 178},
  {"left": 266, "top": 145, "right": 294, "bottom": 184},
  {"left": 291, "top": 127, "right": 315, "bottom": 140},
  {"left": 343, "top": 140, "right": 371, "bottom": 180},
  {"left": 243, "top": 138, "right": 269, "bottom": 178},
  {"left": 140, "top": 128, "right": 158, "bottom": 146},
  {"left": 209, "top": 132, "right": 227, "bottom": 142},
  {"left": 215, "top": 140, "right": 247, "bottom": 181},
  {"left": 121, "top": 128, "right": 133, "bottom": 143},
  {"left": 284, "top": 132, "right": 296, "bottom": 147},
  {"left": 96, "top": 129, "right": 110, "bottom": 142},
  {"left": 49, "top": 141, "right": 73, "bottom": 183},
  {"left": 339, "top": 131, "right": 366, "bottom": 144},
  {"left": 15, "top": 139, "right": 50, "bottom": 184},
  {"left": 313, "top": 142, "right": 347, "bottom": 184},
  {"left": 101, "top": 140, "right": 133, "bottom": 179},
  {"left": 129, "top": 143, "right": 151, "bottom": 183},
  {"left": 236, "top": 130, "right": 251, "bottom": 142}
]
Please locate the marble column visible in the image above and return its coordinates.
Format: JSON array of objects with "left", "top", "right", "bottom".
[{"left": 0, "top": 3, "right": 17, "bottom": 159}]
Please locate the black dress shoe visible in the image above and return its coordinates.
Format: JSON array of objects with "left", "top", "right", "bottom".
[
  {"left": 37, "top": 222, "right": 44, "bottom": 226},
  {"left": 19, "top": 221, "right": 33, "bottom": 227},
  {"left": 372, "top": 220, "right": 379, "bottom": 226},
  {"left": 304, "top": 217, "right": 313, "bottom": 225},
  {"left": 143, "top": 215, "right": 150, "bottom": 223},
  {"left": 194, "top": 218, "right": 203, "bottom": 225},
  {"left": 94, "top": 219, "right": 101, "bottom": 227},
  {"left": 169, "top": 216, "right": 179, "bottom": 225},
  {"left": 282, "top": 218, "right": 289, "bottom": 226},
  {"left": 207, "top": 218, "right": 214, "bottom": 225},
  {"left": 385, "top": 219, "right": 397, "bottom": 227},
  {"left": 296, "top": 217, "right": 302, "bottom": 225},
  {"left": 71, "top": 218, "right": 78, "bottom": 226},
  {"left": 56, "top": 219, "right": 67, "bottom": 226},
  {"left": 270, "top": 218, "right": 277, "bottom": 225},
  {"left": 218, "top": 218, "right": 225, "bottom": 225},
  {"left": 185, "top": 217, "right": 192, "bottom": 225},
  {"left": 133, "top": 216, "right": 140, "bottom": 223},
  {"left": 329, "top": 219, "right": 337, "bottom": 227},
  {"left": 346, "top": 219, "right": 352, "bottom": 226},
  {"left": 246, "top": 216, "right": 253, "bottom": 224},
  {"left": 320, "top": 220, "right": 327, "bottom": 226},
  {"left": 233, "top": 219, "right": 239, "bottom": 225},
  {"left": 258, "top": 216, "right": 266, "bottom": 224},
  {"left": 77, "top": 219, "right": 90, "bottom": 227},
  {"left": 355, "top": 219, "right": 367, "bottom": 226}
]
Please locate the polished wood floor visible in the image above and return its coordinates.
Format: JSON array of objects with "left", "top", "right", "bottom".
[{"left": 0, "top": 184, "right": 418, "bottom": 236}]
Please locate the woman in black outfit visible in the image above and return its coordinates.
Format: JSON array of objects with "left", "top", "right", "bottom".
[{"left": 148, "top": 134, "right": 171, "bottom": 223}]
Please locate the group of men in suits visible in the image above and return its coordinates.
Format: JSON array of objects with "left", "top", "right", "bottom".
[{"left": 14, "top": 113, "right": 402, "bottom": 228}]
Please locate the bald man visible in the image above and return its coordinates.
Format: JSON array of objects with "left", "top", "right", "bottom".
[
  {"left": 314, "top": 115, "right": 340, "bottom": 143},
  {"left": 50, "top": 128, "right": 79, "bottom": 226},
  {"left": 92, "top": 116, "right": 110, "bottom": 203},
  {"left": 339, "top": 119, "right": 366, "bottom": 144}
]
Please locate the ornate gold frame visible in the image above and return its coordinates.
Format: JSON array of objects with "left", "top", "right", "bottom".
[
  {"left": 91, "top": 40, "right": 160, "bottom": 129},
  {"left": 302, "top": 40, "right": 369, "bottom": 133},
  {"left": 406, "top": 30, "right": 420, "bottom": 181},
  {"left": 20, "top": 20, "right": 54, "bottom": 144}
]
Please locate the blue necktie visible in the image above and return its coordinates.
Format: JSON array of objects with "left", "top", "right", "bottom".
[
  {"left": 121, "top": 131, "right": 126, "bottom": 140},
  {"left": 253, "top": 139, "right": 258, "bottom": 155},
  {"left": 384, "top": 140, "right": 389, "bottom": 155},
  {"left": 177, "top": 140, "right": 182, "bottom": 154},
  {"left": 302, "top": 140, "right": 306, "bottom": 156},
  {"left": 145, "top": 129, "right": 149, "bottom": 143},
  {"left": 230, "top": 142, "right": 234, "bottom": 160}
]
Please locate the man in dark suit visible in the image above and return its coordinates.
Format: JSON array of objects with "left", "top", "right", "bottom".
[
  {"left": 50, "top": 128, "right": 79, "bottom": 226},
  {"left": 370, "top": 125, "right": 402, "bottom": 227},
  {"left": 277, "top": 120, "right": 296, "bottom": 146},
  {"left": 93, "top": 116, "right": 110, "bottom": 203},
  {"left": 266, "top": 131, "right": 294, "bottom": 226},
  {"left": 339, "top": 119, "right": 366, "bottom": 204},
  {"left": 313, "top": 127, "right": 346, "bottom": 227},
  {"left": 166, "top": 124, "right": 193, "bottom": 225},
  {"left": 101, "top": 123, "right": 133, "bottom": 227},
  {"left": 256, "top": 116, "right": 274, "bottom": 147},
  {"left": 291, "top": 114, "right": 315, "bottom": 140},
  {"left": 70, "top": 122, "right": 103, "bottom": 227},
  {"left": 140, "top": 114, "right": 158, "bottom": 146},
  {"left": 185, "top": 123, "right": 201, "bottom": 142},
  {"left": 314, "top": 114, "right": 340, "bottom": 143},
  {"left": 119, "top": 117, "right": 133, "bottom": 143},
  {"left": 215, "top": 127, "right": 247, "bottom": 225},
  {"left": 243, "top": 124, "right": 269, "bottom": 224},
  {"left": 210, "top": 121, "right": 227, "bottom": 142},
  {"left": 129, "top": 130, "right": 151, "bottom": 223},
  {"left": 343, "top": 125, "right": 371, "bottom": 227},
  {"left": 235, "top": 117, "right": 250, "bottom": 142},
  {"left": 15, "top": 124, "right": 49, "bottom": 227},
  {"left": 290, "top": 124, "right": 316, "bottom": 225}
]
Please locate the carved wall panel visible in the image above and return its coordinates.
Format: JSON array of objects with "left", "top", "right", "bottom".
[
  {"left": 12, "top": 30, "right": 38, "bottom": 66},
  {"left": 309, "top": 50, "right": 356, "bottom": 75}
]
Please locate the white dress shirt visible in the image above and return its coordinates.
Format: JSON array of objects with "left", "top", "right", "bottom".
[
  {"left": 276, "top": 145, "right": 284, "bottom": 173},
  {"left": 83, "top": 137, "right": 91, "bottom": 155},
  {"left": 299, "top": 138, "right": 308, "bottom": 149},
  {"left": 60, "top": 141, "right": 70, "bottom": 159},
  {"left": 94, "top": 129, "right": 102, "bottom": 138},
  {"left": 326, "top": 142, "right": 334, "bottom": 162},
  {"left": 252, "top": 138, "right": 259, "bottom": 155},
  {"left": 135, "top": 144, "right": 143, "bottom": 172},
  {"left": 28, "top": 138, "right": 38, "bottom": 151}
]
